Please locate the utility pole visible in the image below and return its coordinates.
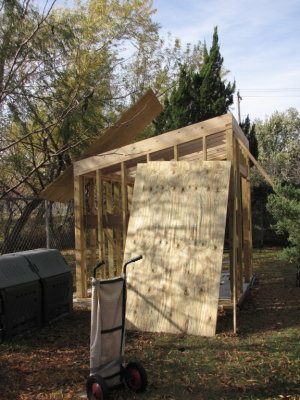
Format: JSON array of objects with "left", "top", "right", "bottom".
[{"left": 237, "top": 91, "right": 242, "bottom": 124}]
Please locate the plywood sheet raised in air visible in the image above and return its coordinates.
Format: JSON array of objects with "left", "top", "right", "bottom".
[{"left": 124, "top": 161, "right": 231, "bottom": 337}]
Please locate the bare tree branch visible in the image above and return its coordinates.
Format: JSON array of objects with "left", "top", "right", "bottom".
[{"left": 0, "top": 1, "right": 57, "bottom": 104}]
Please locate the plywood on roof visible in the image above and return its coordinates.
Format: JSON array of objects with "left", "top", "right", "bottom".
[
  {"left": 40, "top": 89, "right": 163, "bottom": 203},
  {"left": 124, "top": 161, "right": 231, "bottom": 337}
]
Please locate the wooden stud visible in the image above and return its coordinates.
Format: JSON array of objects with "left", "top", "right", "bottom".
[
  {"left": 203, "top": 136, "right": 207, "bottom": 160},
  {"left": 96, "top": 170, "right": 105, "bottom": 277},
  {"left": 121, "top": 162, "right": 129, "bottom": 246},
  {"left": 113, "top": 182, "right": 123, "bottom": 275},
  {"left": 242, "top": 176, "right": 252, "bottom": 283},
  {"left": 243, "top": 158, "right": 253, "bottom": 281},
  {"left": 235, "top": 139, "right": 244, "bottom": 298},
  {"left": 247, "top": 175, "right": 253, "bottom": 279},
  {"left": 226, "top": 126, "right": 235, "bottom": 299},
  {"left": 174, "top": 145, "right": 179, "bottom": 161},
  {"left": 105, "top": 181, "right": 115, "bottom": 277},
  {"left": 127, "top": 184, "right": 134, "bottom": 214},
  {"left": 232, "top": 168, "right": 237, "bottom": 334},
  {"left": 74, "top": 175, "right": 87, "bottom": 298},
  {"left": 88, "top": 181, "right": 97, "bottom": 271}
]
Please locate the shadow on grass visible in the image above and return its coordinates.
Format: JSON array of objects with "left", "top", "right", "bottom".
[{"left": 217, "top": 249, "right": 300, "bottom": 335}]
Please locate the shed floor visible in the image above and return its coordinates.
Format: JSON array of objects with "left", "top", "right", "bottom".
[{"left": 219, "top": 271, "right": 251, "bottom": 302}]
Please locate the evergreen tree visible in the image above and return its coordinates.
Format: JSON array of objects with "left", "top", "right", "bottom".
[
  {"left": 154, "top": 27, "right": 235, "bottom": 134},
  {"left": 154, "top": 66, "right": 195, "bottom": 133},
  {"left": 197, "top": 27, "right": 235, "bottom": 121},
  {"left": 240, "top": 115, "right": 259, "bottom": 162}
]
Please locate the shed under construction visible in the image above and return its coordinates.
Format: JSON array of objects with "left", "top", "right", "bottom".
[{"left": 41, "top": 91, "right": 271, "bottom": 336}]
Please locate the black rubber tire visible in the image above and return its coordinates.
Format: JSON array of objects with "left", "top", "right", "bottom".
[
  {"left": 125, "top": 362, "right": 148, "bottom": 392},
  {"left": 86, "top": 375, "right": 109, "bottom": 400}
]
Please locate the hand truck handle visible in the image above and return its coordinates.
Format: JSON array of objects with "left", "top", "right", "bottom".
[
  {"left": 93, "top": 260, "right": 105, "bottom": 278},
  {"left": 123, "top": 255, "right": 143, "bottom": 275}
]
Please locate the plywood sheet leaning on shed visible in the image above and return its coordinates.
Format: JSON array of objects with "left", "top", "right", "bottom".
[{"left": 124, "top": 161, "right": 231, "bottom": 337}]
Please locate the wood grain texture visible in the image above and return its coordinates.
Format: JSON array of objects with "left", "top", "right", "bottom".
[
  {"left": 40, "top": 89, "right": 162, "bottom": 202},
  {"left": 74, "top": 114, "right": 232, "bottom": 176},
  {"left": 124, "top": 161, "right": 231, "bottom": 337},
  {"left": 74, "top": 176, "right": 87, "bottom": 298}
]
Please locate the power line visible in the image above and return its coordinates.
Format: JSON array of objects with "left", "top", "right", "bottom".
[
  {"left": 242, "top": 95, "right": 300, "bottom": 98},
  {"left": 239, "top": 88, "right": 300, "bottom": 92}
]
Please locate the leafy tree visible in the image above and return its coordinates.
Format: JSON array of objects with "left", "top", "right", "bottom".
[
  {"left": 154, "top": 27, "right": 235, "bottom": 134},
  {"left": 267, "top": 183, "right": 300, "bottom": 265},
  {"left": 0, "top": 0, "right": 160, "bottom": 200},
  {"left": 0, "top": 0, "right": 161, "bottom": 251},
  {"left": 124, "top": 35, "right": 204, "bottom": 104},
  {"left": 255, "top": 108, "right": 300, "bottom": 183}
]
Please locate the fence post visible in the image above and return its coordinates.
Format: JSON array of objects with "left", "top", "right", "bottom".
[{"left": 45, "top": 200, "right": 50, "bottom": 249}]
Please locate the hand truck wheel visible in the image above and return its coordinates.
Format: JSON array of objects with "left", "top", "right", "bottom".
[
  {"left": 125, "top": 361, "right": 148, "bottom": 392},
  {"left": 86, "top": 375, "right": 109, "bottom": 400}
]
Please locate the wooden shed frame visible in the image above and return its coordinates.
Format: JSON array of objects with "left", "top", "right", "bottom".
[{"left": 73, "top": 113, "right": 256, "bottom": 315}]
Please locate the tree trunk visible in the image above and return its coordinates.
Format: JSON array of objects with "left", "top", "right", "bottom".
[{"left": 1, "top": 198, "right": 42, "bottom": 254}]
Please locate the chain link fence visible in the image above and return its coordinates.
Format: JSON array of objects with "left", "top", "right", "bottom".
[
  {"left": 0, "top": 190, "right": 287, "bottom": 260},
  {"left": 0, "top": 197, "right": 75, "bottom": 257}
]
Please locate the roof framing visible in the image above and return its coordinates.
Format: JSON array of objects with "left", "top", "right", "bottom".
[
  {"left": 74, "top": 113, "right": 248, "bottom": 178},
  {"left": 40, "top": 89, "right": 163, "bottom": 202}
]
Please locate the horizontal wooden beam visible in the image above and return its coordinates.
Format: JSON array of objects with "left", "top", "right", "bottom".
[{"left": 74, "top": 114, "right": 233, "bottom": 176}]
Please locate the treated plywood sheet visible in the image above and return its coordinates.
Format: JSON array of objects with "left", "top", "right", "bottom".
[
  {"left": 40, "top": 89, "right": 162, "bottom": 202},
  {"left": 124, "top": 161, "right": 231, "bottom": 337}
]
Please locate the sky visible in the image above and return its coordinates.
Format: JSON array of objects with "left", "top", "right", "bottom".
[
  {"left": 39, "top": 0, "right": 300, "bottom": 122},
  {"left": 151, "top": 0, "right": 300, "bottom": 122}
]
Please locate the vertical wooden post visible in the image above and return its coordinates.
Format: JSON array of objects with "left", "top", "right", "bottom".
[
  {"left": 174, "top": 145, "right": 179, "bottom": 161},
  {"left": 89, "top": 181, "right": 97, "bottom": 270},
  {"left": 203, "top": 136, "right": 207, "bottom": 161},
  {"left": 127, "top": 184, "right": 134, "bottom": 215},
  {"left": 105, "top": 181, "right": 114, "bottom": 278},
  {"left": 96, "top": 170, "right": 105, "bottom": 265},
  {"left": 121, "top": 162, "right": 129, "bottom": 246},
  {"left": 74, "top": 175, "right": 87, "bottom": 298},
  {"left": 235, "top": 140, "right": 243, "bottom": 298},
  {"left": 232, "top": 168, "right": 238, "bottom": 335},
  {"left": 114, "top": 182, "right": 123, "bottom": 275},
  {"left": 226, "top": 126, "right": 235, "bottom": 299},
  {"left": 242, "top": 163, "right": 253, "bottom": 282},
  {"left": 247, "top": 174, "right": 253, "bottom": 279}
]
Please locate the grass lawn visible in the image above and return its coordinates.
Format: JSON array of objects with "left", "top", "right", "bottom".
[{"left": 0, "top": 249, "right": 299, "bottom": 400}]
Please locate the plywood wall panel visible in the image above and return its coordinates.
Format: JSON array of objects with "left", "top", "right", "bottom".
[{"left": 124, "top": 161, "right": 231, "bottom": 337}]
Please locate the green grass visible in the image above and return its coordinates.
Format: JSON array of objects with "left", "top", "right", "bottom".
[{"left": 0, "top": 249, "right": 299, "bottom": 400}]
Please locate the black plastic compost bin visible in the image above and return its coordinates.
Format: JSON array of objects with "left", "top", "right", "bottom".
[
  {"left": 0, "top": 254, "right": 42, "bottom": 342},
  {"left": 17, "top": 249, "right": 73, "bottom": 325}
]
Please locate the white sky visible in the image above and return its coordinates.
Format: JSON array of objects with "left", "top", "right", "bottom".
[{"left": 38, "top": 0, "right": 300, "bottom": 122}]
